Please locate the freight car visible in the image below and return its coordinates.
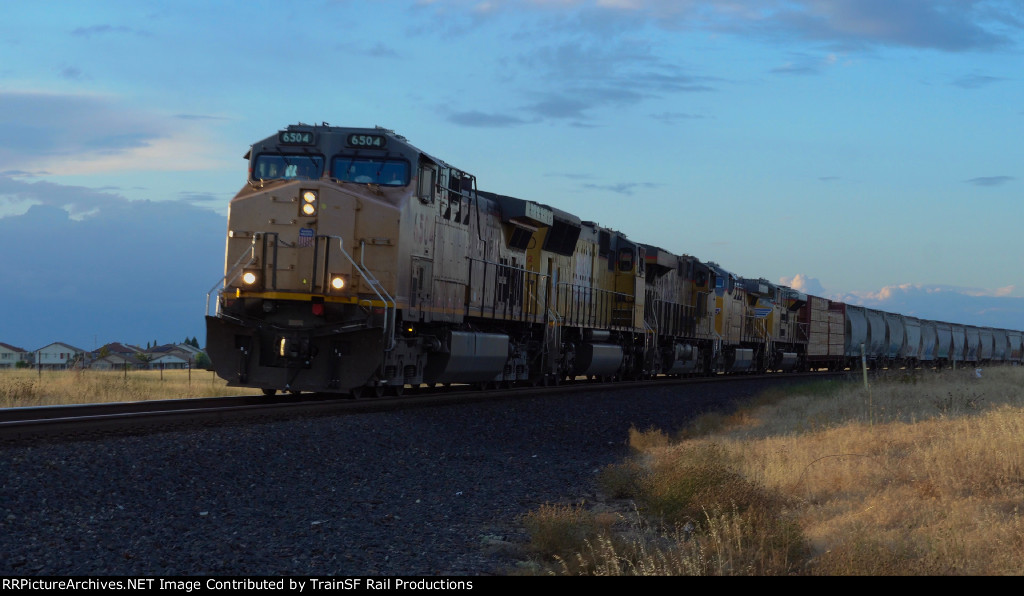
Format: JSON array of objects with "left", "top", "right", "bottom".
[{"left": 205, "top": 124, "right": 1022, "bottom": 396}]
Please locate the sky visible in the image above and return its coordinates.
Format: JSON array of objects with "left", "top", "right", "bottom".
[{"left": 1, "top": 0, "right": 1023, "bottom": 352}]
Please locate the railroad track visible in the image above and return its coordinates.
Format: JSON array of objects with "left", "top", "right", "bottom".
[{"left": 0, "top": 371, "right": 849, "bottom": 443}]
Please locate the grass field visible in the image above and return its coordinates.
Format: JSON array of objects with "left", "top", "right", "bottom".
[
  {"left": 517, "top": 366, "right": 1024, "bottom": 575},
  {"left": 0, "top": 368, "right": 256, "bottom": 408}
]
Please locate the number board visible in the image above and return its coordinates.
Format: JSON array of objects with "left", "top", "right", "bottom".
[
  {"left": 278, "top": 131, "right": 316, "bottom": 145},
  {"left": 347, "top": 133, "right": 387, "bottom": 149}
]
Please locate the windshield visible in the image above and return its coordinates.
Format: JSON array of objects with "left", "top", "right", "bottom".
[
  {"left": 332, "top": 157, "right": 409, "bottom": 186},
  {"left": 252, "top": 154, "right": 324, "bottom": 181}
]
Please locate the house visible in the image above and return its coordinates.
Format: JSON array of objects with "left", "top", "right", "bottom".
[
  {"left": 147, "top": 343, "right": 202, "bottom": 367},
  {"left": 90, "top": 353, "right": 146, "bottom": 371},
  {"left": 148, "top": 353, "right": 191, "bottom": 370},
  {"left": 172, "top": 343, "right": 204, "bottom": 358},
  {"left": 34, "top": 342, "right": 88, "bottom": 370},
  {"left": 92, "top": 342, "right": 143, "bottom": 358},
  {"left": 0, "top": 342, "right": 31, "bottom": 369}
]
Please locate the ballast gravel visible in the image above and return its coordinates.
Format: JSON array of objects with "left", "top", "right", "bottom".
[{"left": 0, "top": 379, "right": 783, "bottom": 576}]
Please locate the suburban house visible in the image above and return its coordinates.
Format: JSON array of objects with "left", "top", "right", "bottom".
[
  {"left": 94, "top": 342, "right": 143, "bottom": 358},
  {"left": 149, "top": 353, "right": 192, "bottom": 370},
  {"left": 34, "top": 342, "right": 88, "bottom": 370},
  {"left": 0, "top": 341, "right": 207, "bottom": 371},
  {"left": 0, "top": 342, "right": 30, "bottom": 369},
  {"left": 90, "top": 352, "right": 145, "bottom": 371},
  {"left": 146, "top": 343, "right": 203, "bottom": 369}
]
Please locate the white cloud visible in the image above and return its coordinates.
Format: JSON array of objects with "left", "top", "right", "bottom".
[
  {"left": 0, "top": 91, "right": 231, "bottom": 177},
  {"left": 779, "top": 273, "right": 826, "bottom": 296}
]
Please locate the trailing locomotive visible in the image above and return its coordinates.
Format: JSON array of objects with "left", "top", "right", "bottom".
[{"left": 205, "top": 124, "right": 1023, "bottom": 396}]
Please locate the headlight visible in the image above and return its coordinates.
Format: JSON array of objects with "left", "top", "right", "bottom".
[
  {"left": 300, "top": 189, "right": 317, "bottom": 216},
  {"left": 329, "top": 274, "right": 347, "bottom": 292},
  {"left": 241, "top": 270, "right": 260, "bottom": 286}
]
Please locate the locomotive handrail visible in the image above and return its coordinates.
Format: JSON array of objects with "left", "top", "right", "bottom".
[
  {"left": 555, "top": 282, "right": 634, "bottom": 330},
  {"left": 466, "top": 256, "right": 548, "bottom": 323},
  {"left": 323, "top": 235, "right": 397, "bottom": 351},
  {"left": 205, "top": 238, "right": 258, "bottom": 317},
  {"left": 646, "top": 296, "right": 707, "bottom": 339}
]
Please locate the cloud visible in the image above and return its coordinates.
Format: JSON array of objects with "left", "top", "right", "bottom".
[
  {"left": 581, "top": 181, "right": 661, "bottom": 196},
  {"left": 426, "top": 13, "right": 720, "bottom": 127},
  {"left": 0, "top": 91, "right": 228, "bottom": 176},
  {"left": 779, "top": 274, "right": 827, "bottom": 296},
  {"left": 650, "top": 111, "right": 707, "bottom": 124},
  {"left": 516, "top": 39, "right": 718, "bottom": 110},
  {"left": 59, "top": 65, "right": 86, "bottom": 80},
  {"left": 439, "top": 1, "right": 1022, "bottom": 53},
  {"left": 332, "top": 41, "right": 402, "bottom": 59},
  {"left": 524, "top": 95, "right": 596, "bottom": 120},
  {"left": 770, "top": 62, "right": 821, "bottom": 75},
  {"left": 0, "top": 175, "right": 130, "bottom": 220},
  {"left": 446, "top": 110, "right": 534, "bottom": 127},
  {"left": 952, "top": 73, "right": 1007, "bottom": 88},
  {"left": 0, "top": 185, "right": 226, "bottom": 350},
  {"left": 965, "top": 175, "right": 1014, "bottom": 187},
  {"left": 765, "top": 0, "right": 1018, "bottom": 51},
  {"left": 424, "top": 0, "right": 1020, "bottom": 129},
  {"left": 70, "top": 24, "right": 142, "bottom": 38}
]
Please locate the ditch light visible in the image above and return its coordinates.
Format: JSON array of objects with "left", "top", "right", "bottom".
[{"left": 300, "top": 189, "right": 318, "bottom": 216}]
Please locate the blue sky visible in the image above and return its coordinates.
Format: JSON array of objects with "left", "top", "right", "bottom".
[{"left": 1, "top": 0, "right": 1022, "bottom": 351}]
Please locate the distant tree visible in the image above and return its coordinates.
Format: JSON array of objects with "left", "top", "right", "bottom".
[
  {"left": 99, "top": 346, "right": 110, "bottom": 357},
  {"left": 195, "top": 352, "right": 212, "bottom": 370}
]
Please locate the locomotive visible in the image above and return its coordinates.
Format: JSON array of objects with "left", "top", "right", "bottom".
[{"left": 205, "top": 124, "right": 1023, "bottom": 396}]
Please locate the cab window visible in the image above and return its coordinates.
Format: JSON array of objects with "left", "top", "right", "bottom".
[
  {"left": 332, "top": 157, "right": 409, "bottom": 186},
  {"left": 252, "top": 154, "right": 324, "bottom": 180},
  {"left": 617, "top": 247, "right": 634, "bottom": 272}
]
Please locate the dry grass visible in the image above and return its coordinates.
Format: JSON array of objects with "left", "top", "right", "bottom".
[
  {"left": 518, "top": 366, "right": 1024, "bottom": 575},
  {"left": 0, "top": 368, "right": 256, "bottom": 408}
]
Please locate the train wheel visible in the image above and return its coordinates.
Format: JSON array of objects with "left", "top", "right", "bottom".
[
  {"left": 390, "top": 384, "right": 405, "bottom": 397},
  {"left": 350, "top": 386, "right": 363, "bottom": 399},
  {"left": 372, "top": 385, "right": 386, "bottom": 398},
  {"left": 262, "top": 388, "right": 277, "bottom": 396}
]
